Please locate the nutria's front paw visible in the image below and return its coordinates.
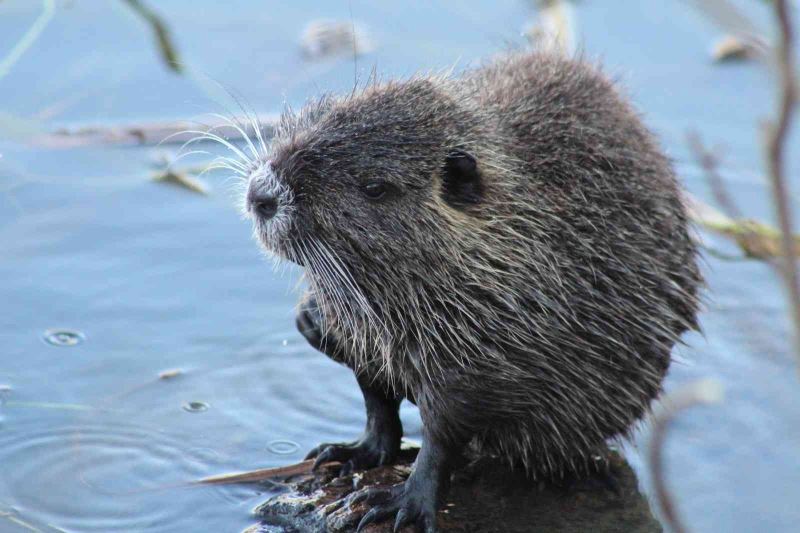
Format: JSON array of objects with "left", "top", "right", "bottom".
[
  {"left": 305, "top": 433, "right": 400, "bottom": 477},
  {"left": 351, "top": 481, "right": 439, "bottom": 533}
]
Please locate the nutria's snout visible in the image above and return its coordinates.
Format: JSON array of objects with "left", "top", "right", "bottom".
[
  {"left": 246, "top": 184, "right": 278, "bottom": 220},
  {"left": 245, "top": 163, "right": 278, "bottom": 218},
  {"left": 245, "top": 162, "right": 295, "bottom": 258},
  {"left": 245, "top": 162, "right": 289, "bottom": 221}
]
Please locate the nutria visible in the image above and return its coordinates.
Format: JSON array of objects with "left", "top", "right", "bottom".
[{"left": 238, "top": 51, "right": 701, "bottom": 532}]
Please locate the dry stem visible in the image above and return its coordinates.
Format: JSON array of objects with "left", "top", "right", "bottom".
[{"left": 766, "top": 0, "right": 800, "bottom": 365}]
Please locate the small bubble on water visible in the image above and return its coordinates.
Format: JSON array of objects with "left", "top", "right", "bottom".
[
  {"left": 266, "top": 439, "right": 300, "bottom": 455},
  {"left": 282, "top": 339, "right": 288, "bottom": 346},
  {"left": 182, "top": 401, "right": 209, "bottom": 413},
  {"left": 42, "top": 329, "right": 85, "bottom": 347}
]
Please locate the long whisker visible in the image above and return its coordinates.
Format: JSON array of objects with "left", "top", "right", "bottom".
[
  {"left": 208, "top": 112, "right": 260, "bottom": 162},
  {"left": 251, "top": 114, "right": 269, "bottom": 160},
  {"left": 172, "top": 130, "right": 252, "bottom": 166}
]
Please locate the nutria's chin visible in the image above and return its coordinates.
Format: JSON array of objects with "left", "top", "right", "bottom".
[{"left": 241, "top": 50, "right": 701, "bottom": 532}]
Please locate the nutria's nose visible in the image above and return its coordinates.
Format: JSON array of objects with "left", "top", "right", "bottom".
[{"left": 247, "top": 186, "right": 278, "bottom": 220}]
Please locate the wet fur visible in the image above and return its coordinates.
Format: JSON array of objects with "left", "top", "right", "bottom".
[{"left": 248, "top": 51, "right": 701, "bottom": 477}]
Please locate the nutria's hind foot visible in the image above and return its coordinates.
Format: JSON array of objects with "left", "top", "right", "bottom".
[
  {"left": 352, "top": 426, "right": 455, "bottom": 533},
  {"left": 352, "top": 482, "right": 438, "bottom": 533}
]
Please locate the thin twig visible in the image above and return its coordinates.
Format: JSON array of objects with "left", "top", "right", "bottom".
[
  {"left": 36, "top": 114, "right": 277, "bottom": 148},
  {"left": 120, "top": 0, "right": 182, "bottom": 74},
  {"left": 195, "top": 459, "right": 318, "bottom": 485},
  {"left": 648, "top": 380, "right": 724, "bottom": 533},
  {"left": 766, "top": 0, "right": 800, "bottom": 366},
  {"left": 687, "top": 131, "right": 743, "bottom": 220}
]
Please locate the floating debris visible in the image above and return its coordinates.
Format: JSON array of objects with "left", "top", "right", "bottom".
[
  {"left": 182, "top": 401, "right": 209, "bottom": 413},
  {"left": 525, "top": 0, "right": 576, "bottom": 54},
  {"left": 686, "top": 0, "right": 768, "bottom": 59},
  {"left": 300, "top": 19, "right": 373, "bottom": 61},
  {"left": 39, "top": 114, "right": 277, "bottom": 148},
  {"left": 158, "top": 368, "right": 183, "bottom": 380},
  {"left": 685, "top": 193, "right": 800, "bottom": 259},
  {"left": 266, "top": 439, "right": 300, "bottom": 455},
  {"left": 711, "top": 34, "right": 758, "bottom": 62},
  {"left": 196, "top": 459, "right": 315, "bottom": 486},
  {"left": 152, "top": 168, "right": 209, "bottom": 195},
  {"left": 4, "top": 401, "right": 97, "bottom": 412},
  {"left": 42, "top": 329, "right": 85, "bottom": 347}
]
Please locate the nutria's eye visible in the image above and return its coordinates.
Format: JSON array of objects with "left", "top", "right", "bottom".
[{"left": 362, "top": 181, "right": 388, "bottom": 200}]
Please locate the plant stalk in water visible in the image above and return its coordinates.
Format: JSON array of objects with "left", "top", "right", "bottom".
[{"left": 766, "top": 0, "right": 800, "bottom": 370}]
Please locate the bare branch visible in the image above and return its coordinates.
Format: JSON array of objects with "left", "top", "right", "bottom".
[
  {"left": 648, "top": 380, "right": 724, "bottom": 533},
  {"left": 121, "top": 0, "right": 183, "bottom": 73},
  {"left": 766, "top": 0, "right": 800, "bottom": 365},
  {"left": 687, "top": 131, "right": 743, "bottom": 220}
]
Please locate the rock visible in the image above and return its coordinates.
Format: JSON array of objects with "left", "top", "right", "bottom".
[{"left": 245, "top": 444, "right": 662, "bottom": 533}]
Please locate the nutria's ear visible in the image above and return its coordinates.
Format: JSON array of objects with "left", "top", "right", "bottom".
[{"left": 441, "top": 150, "right": 483, "bottom": 207}]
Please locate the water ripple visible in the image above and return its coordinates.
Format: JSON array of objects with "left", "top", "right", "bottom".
[{"left": 0, "top": 418, "right": 232, "bottom": 532}]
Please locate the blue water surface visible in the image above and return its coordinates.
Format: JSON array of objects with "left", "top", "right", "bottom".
[{"left": 1, "top": 1, "right": 799, "bottom": 532}]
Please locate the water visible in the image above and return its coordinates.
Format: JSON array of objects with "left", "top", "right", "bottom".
[{"left": 1, "top": 1, "right": 799, "bottom": 532}]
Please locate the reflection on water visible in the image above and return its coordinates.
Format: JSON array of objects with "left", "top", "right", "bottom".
[{"left": 0, "top": 1, "right": 799, "bottom": 532}]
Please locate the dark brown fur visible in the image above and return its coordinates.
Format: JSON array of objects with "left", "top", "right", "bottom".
[{"left": 241, "top": 50, "right": 701, "bottom": 528}]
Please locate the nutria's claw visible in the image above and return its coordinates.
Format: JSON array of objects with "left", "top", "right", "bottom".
[
  {"left": 353, "top": 483, "right": 438, "bottom": 533},
  {"left": 305, "top": 437, "right": 399, "bottom": 475}
]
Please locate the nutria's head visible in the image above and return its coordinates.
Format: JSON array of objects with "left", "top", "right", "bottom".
[
  {"left": 244, "top": 78, "right": 494, "bottom": 269},
  {"left": 240, "top": 77, "right": 528, "bottom": 379}
]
